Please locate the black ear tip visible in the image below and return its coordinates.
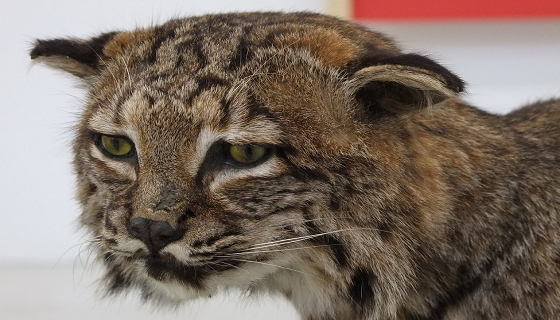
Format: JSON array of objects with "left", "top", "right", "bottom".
[
  {"left": 29, "top": 38, "right": 74, "bottom": 59},
  {"left": 29, "top": 40, "right": 44, "bottom": 59},
  {"left": 443, "top": 67, "right": 465, "bottom": 93},
  {"left": 29, "top": 32, "right": 119, "bottom": 68},
  {"left": 447, "top": 74, "right": 466, "bottom": 93},
  {"left": 377, "top": 53, "right": 466, "bottom": 94},
  {"left": 29, "top": 40, "right": 49, "bottom": 59}
]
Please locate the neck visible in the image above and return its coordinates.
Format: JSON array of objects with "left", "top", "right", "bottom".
[{"left": 281, "top": 102, "right": 527, "bottom": 319}]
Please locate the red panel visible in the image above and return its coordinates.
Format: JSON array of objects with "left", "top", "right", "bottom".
[{"left": 354, "top": 0, "right": 560, "bottom": 20}]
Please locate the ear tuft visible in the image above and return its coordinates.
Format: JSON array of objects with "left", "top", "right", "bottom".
[{"left": 30, "top": 32, "right": 118, "bottom": 78}]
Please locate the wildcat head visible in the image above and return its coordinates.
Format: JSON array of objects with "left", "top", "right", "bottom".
[{"left": 31, "top": 12, "right": 463, "bottom": 309}]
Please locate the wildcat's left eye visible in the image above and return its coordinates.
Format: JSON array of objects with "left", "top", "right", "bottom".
[
  {"left": 228, "top": 145, "right": 269, "bottom": 165},
  {"left": 97, "top": 134, "right": 134, "bottom": 158}
]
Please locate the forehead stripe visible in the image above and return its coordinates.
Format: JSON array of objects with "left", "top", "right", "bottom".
[
  {"left": 148, "top": 26, "right": 178, "bottom": 64},
  {"left": 227, "top": 32, "right": 253, "bottom": 71},
  {"left": 176, "top": 38, "right": 208, "bottom": 71},
  {"left": 184, "top": 75, "right": 230, "bottom": 106}
]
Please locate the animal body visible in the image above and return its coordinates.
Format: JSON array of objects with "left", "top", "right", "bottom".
[{"left": 30, "top": 12, "right": 560, "bottom": 320}]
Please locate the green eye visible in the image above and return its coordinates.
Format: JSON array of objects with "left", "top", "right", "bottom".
[
  {"left": 229, "top": 144, "right": 268, "bottom": 165},
  {"left": 99, "top": 135, "right": 134, "bottom": 157}
]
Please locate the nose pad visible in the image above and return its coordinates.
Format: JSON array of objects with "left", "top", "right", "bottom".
[{"left": 128, "top": 217, "right": 184, "bottom": 252}]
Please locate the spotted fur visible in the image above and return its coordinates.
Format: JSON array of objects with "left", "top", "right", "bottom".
[{"left": 30, "top": 12, "right": 560, "bottom": 320}]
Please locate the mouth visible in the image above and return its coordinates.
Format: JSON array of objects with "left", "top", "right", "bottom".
[{"left": 143, "top": 253, "right": 241, "bottom": 288}]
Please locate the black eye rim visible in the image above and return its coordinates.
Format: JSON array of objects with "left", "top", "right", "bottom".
[
  {"left": 195, "top": 140, "right": 281, "bottom": 187},
  {"left": 91, "top": 132, "right": 137, "bottom": 160}
]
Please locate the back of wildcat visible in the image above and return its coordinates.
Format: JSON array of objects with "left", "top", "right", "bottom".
[
  {"left": 30, "top": 12, "right": 560, "bottom": 320},
  {"left": 404, "top": 97, "right": 560, "bottom": 319}
]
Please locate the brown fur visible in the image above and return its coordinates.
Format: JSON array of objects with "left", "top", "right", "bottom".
[{"left": 30, "top": 12, "right": 560, "bottom": 320}]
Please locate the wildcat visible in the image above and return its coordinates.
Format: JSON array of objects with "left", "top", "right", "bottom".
[{"left": 30, "top": 12, "right": 560, "bottom": 320}]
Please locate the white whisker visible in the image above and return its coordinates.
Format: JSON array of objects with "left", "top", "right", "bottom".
[
  {"left": 223, "top": 244, "right": 338, "bottom": 256},
  {"left": 218, "top": 261, "right": 257, "bottom": 278},
  {"left": 55, "top": 237, "right": 96, "bottom": 268},
  {"left": 119, "top": 55, "right": 133, "bottom": 90},
  {"left": 225, "top": 257, "right": 319, "bottom": 279},
  {"left": 83, "top": 42, "right": 121, "bottom": 93},
  {"left": 244, "top": 228, "right": 379, "bottom": 252}
]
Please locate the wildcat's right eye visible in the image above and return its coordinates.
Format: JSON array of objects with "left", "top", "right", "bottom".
[
  {"left": 95, "top": 134, "right": 135, "bottom": 158},
  {"left": 229, "top": 144, "right": 268, "bottom": 165}
]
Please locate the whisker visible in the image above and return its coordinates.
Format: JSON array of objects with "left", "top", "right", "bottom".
[
  {"left": 244, "top": 228, "right": 380, "bottom": 252},
  {"left": 209, "top": 262, "right": 249, "bottom": 289},
  {"left": 218, "top": 261, "right": 257, "bottom": 278},
  {"left": 119, "top": 55, "right": 133, "bottom": 90},
  {"left": 244, "top": 232, "right": 333, "bottom": 250},
  {"left": 222, "top": 244, "right": 339, "bottom": 256},
  {"left": 71, "top": 237, "right": 102, "bottom": 288},
  {"left": 83, "top": 42, "right": 121, "bottom": 92},
  {"left": 71, "top": 237, "right": 101, "bottom": 266},
  {"left": 224, "top": 257, "right": 319, "bottom": 279},
  {"left": 54, "top": 236, "right": 97, "bottom": 268},
  {"left": 300, "top": 216, "right": 359, "bottom": 223}
]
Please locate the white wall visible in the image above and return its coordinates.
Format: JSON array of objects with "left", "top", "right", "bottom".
[
  {"left": 3, "top": 0, "right": 559, "bottom": 267},
  {"left": 0, "top": 0, "right": 325, "bottom": 266},
  {"left": 1, "top": 1, "right": 559, "bottom": 319}
]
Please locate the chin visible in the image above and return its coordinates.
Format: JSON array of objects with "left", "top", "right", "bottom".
[{"left": 98, "top": 247, "right": 285, "bottom": 308}]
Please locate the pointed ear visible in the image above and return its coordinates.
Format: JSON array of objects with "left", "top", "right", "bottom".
[
  {"left": 348, "top": 54, "right": 465, "bottom": 116},
  {"left": 29, "top": 32, "right": 119, "bottom": 78}
]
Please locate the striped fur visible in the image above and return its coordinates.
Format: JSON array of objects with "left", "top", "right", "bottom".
[{"left": 31, "top": 12, "right": 560, "bottom": 320}]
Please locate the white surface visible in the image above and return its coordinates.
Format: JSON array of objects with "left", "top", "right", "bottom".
[
  {"left": 1, "top": 0, "right": 559, "bottom": 319},
  {"left": 3, "top": 0, "right": 559, "bottom": 268},
  {"left": 0, "top": 266, "right": 299, "bottom": 320},
  {"left": 2, "top": 1, "right": 322, "bottom": 319},
  {"left": 0, "top": 0, "right": 326, "bottom": 266}
]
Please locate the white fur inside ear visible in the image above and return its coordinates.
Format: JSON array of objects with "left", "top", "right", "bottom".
[
  {"left": 349, "top": 64, "right": 459, "bottom": 107},
  {"left": 31, "top": 55, "right": 96, "bottom": 78}
]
